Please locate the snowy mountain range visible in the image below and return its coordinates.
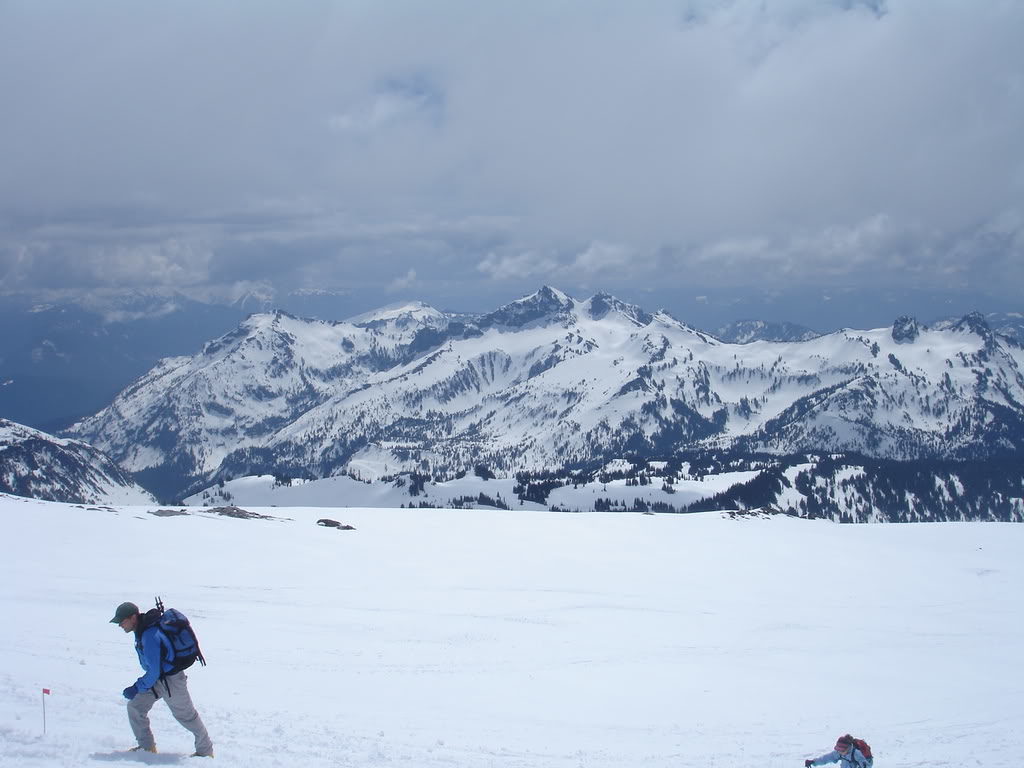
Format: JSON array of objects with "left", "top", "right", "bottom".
[
  {"left": 712, "top": 319, "right": 820, "bottom": 343},
  {"left": 0, "top": 418, "right": 155, "bottom": 504},
  {"left": 64, "top": 287, "right": 1024, "bottom": 502},
  {"left": 6, "top": 288, "right": 1020, "bottom": 434}
]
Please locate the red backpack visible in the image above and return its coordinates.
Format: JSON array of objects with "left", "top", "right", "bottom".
[{"left": 849, "top": 737, "right": 873, "bottom": 763}]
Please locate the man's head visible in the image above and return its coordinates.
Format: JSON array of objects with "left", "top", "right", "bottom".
[
  {"left": 110, "top": 601, "right": 140, "bottom": 633},
  {"left": 835, "top": 736, "right": 854, "bottom": 755}
]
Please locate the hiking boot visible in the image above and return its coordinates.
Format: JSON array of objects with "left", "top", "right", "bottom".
[
  {"left": 190, "top": 749, "right": 214, "bottom": 758},
  {"left": 129, "top": 745, "right": 157, "bottom": 753}
]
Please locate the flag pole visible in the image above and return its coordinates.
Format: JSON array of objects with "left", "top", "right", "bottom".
[{"left": 41, "top": 688, "right": 50, "bottom": 735}]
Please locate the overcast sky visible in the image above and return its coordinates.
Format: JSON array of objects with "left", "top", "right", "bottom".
[{"left": 1, "top": 0, "right": 1022, "bottom": 330}]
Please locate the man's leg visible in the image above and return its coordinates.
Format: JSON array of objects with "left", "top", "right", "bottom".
[
  {"left": 162, "top": 672, "right": 214, "bottom": 757},
  {"left": 126, "top": 687, "right": 159, "bottom": 751}
]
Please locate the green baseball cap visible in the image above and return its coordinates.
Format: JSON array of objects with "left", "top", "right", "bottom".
[{"left": 110, "top": 601, "right": 139, "bottom": 624}]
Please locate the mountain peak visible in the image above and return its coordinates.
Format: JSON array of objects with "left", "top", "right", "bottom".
[
  {"left": 585, "top": 292, "right": 653, "bottom": 326},
  {"left": 202, "top": 310, "right": 306, "bottom": 357},
  {"left": 891, "top": 316, "right": 920, "bottom": 344},
  {"left": 953, "top": 311, "right": 992, "bottom": 337},
  {"left": 932, "top": 311, "right": 995, "bottom": 343},
  {"left": 480, "top": 286, "right": 576, "bottom": 329},
  {"left": 347, "top": 301, "right": 447, "bottom": 330},
  {"left": 525, "top": 285, "right": 573, "bottom": 307}
]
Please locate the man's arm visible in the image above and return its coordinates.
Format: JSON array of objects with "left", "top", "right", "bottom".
[
  {"left": 809, "top": 751, "right": 841, "bottom": 767},
  {"left": 134, "top": 629, "right": 165, "bottom": 692}
]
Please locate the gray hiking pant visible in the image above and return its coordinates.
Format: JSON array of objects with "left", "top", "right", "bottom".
[{"left": 127, "top": 671, "right": 213, "bottom": 756}]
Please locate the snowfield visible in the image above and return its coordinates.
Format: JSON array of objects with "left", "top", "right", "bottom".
[{"left": 2, "top": 493, "right": 1021, "bottom": 767}]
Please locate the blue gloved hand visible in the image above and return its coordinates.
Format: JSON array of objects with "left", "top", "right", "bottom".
[{"left": 122, "top": 685, "right": 139, "bottom": 700}]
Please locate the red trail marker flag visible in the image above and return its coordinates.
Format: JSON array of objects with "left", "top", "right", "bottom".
[{"left": 41, "top": 688, "right": 51, "bottom": 734}]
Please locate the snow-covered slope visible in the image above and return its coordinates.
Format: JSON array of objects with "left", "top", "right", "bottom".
[
  {"left": 684, "top": 454, "right": 1024, "bottom": 523},
  {"left": 67, "top": 288, "right": 1024, "bottom": 500},
  {"left": 2, "top": 494, "right": 1021, "bottom": 767},
  {"left": 0, "top": 419, "right": 155, "bottom": 505},
  {"left": 181, "top": 464, "right": 752, "bottom": 513},
  {"left": 182, "top": 455, "right": 1024, "bottom": 523}
]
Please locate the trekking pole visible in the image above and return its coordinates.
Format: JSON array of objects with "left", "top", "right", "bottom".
[{"left": 41, "top": 688, "right": 50, "bottom": 734}]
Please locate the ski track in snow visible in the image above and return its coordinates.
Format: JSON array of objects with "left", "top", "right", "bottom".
[{"left": 2, "top": 493, "right": 1021, "bottom": 767}]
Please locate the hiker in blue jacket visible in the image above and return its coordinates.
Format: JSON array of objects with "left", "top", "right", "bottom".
[
  {"left": 805, "top": 735, "right": 872, "bottom": 768},
  {"left": 111, "top": 601, "right": 214, "bottom": 758}
]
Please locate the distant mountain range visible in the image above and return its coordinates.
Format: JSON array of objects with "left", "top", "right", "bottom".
[
  {"left": 713, "top": 313, "right": 1024, "bottom": 345},
  {"left": 979, "top": 311, "right": 1024, "bottom": 344},
  {"left": 712, "top": 319, "right": 820, "bottom": 343},
  {"left": 59, "top": 286, "right": 1024, "bottom": 503},
  {"left": 4, "top": 288, "right": 1021, "bottom": 434}
]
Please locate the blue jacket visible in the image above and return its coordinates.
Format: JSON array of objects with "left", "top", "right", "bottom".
[
  {"left": 810, "top": 748, "right": 871, "bottom": 768},
  {"left": 133, "top": 618, "right": 174, "bottom": 692}
]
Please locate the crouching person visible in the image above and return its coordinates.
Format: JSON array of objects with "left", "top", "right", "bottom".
[
  {"left": 111, "top": 600, "right": 214, "bottom": 758},
  {"left": 805, "top": 734, "right": 872, "bottom": 768}
]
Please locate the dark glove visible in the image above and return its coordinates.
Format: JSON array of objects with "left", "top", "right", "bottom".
[
  {"left": 805, "top": 761, "right": 814, "bottom": 767},
  {"left": 122, "top": 685, "right": 139, "bottom": 700}
]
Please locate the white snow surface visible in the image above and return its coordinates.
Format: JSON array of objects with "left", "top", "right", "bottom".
[{"left": 2, "top": 493, "right": 1021, "bottom": 767}]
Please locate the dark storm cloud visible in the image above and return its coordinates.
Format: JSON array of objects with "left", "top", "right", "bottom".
[{"left": 1, "top": 0, "right": 1021, "bottom": 328}]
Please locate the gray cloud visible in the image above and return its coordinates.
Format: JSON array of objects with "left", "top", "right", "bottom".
[{"left": 1, "top": 0, "right": 1021, "bottom": 328}]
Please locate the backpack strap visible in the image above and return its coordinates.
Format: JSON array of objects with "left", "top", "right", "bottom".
[{"left": 153, "top": 626, "right": 174, "bottom": 698}]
